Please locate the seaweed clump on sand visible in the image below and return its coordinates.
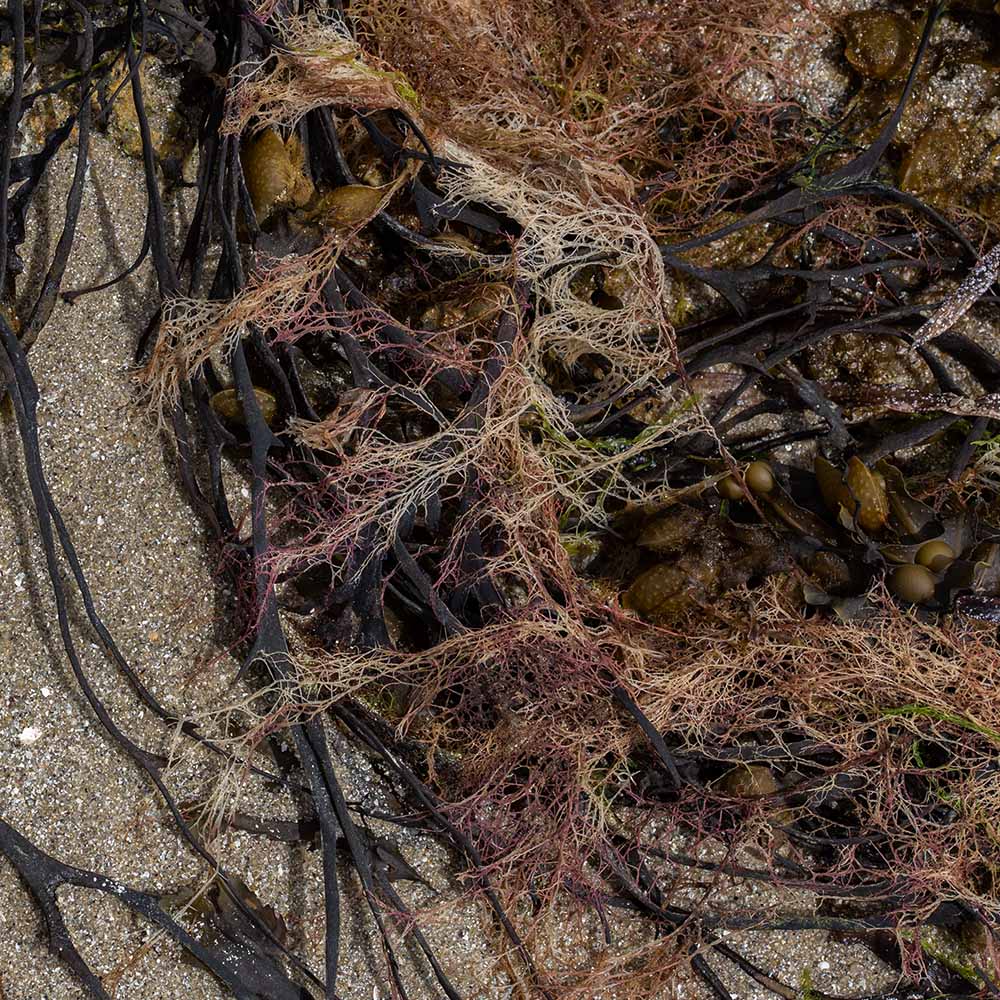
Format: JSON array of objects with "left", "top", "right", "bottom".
[{"left": 4, "top": 1, "right": 1000, "bottom": 998}]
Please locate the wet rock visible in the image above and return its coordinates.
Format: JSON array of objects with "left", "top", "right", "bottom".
[
  {"left": 842, "top": 11, "right": 918, "bottom": 81},
  {"left": 718, "top": 764, "right": 780, "bottom": 797},
  {"left": 210, "top": 386, "right": 277, "bottom": 426},
  {"left": 806, "top": 333, "right": 928, "bottom": 389},
  {"left": 241, "top": 129, "right": 315, "bottom": 223},
  {"left": 899, "top": 122, "right": 972, "bottom": 201}
]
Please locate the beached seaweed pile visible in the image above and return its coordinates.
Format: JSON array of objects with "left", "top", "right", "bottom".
[{"left": 4, "top": 0, "right": 1000, "bottom": 997}]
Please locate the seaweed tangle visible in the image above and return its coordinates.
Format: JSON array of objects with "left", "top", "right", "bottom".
[{"left": 3, "top": 1, "right": 1000, "bottom": 998}]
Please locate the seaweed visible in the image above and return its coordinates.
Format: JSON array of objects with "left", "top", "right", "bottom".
[{"left": 4, "top": 0, "right": 1000, "bottom": 998}]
